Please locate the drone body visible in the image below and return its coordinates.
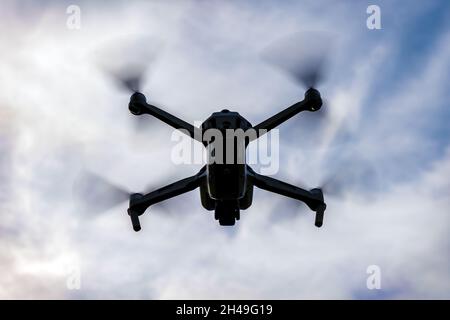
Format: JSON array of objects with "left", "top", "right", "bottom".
[{"left": 127, "top": 88, "right": 326, "bottom": 231}]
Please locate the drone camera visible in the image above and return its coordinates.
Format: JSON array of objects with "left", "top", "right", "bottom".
[{"left": 215, "top": 200, "right": 240, "bottom": 226}]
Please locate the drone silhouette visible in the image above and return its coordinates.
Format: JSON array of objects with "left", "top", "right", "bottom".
[
  {"left": 127, "top": 88, "right": 326, "bottom": 231},
  {"left": 85, "top": 32, "right": 333, "bottom": 232}
]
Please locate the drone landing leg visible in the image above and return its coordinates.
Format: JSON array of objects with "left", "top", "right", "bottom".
[
  {"left": 128, "top": 166, "right": 206, "bottom": 231},
  {"left": 248, "top": 168, "right": 326, "bottom": 227}
]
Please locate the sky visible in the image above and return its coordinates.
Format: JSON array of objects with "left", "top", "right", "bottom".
[{"left": 0, "top": 0, "right": 449, "bottom": 299}]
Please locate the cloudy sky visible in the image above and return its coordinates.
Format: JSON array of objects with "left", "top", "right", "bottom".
[{"left": 0, "top": 0, "right": 449, "bottom": 299}]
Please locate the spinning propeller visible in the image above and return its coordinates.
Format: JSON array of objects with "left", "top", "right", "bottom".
[
  {"left": 262, "top": 31, "right": 333, "bottom": 90},
  {"left": 94, "top": 35, "right": 163, "bottom": 132},
  {"left": 73, "top": 169, "right": 183, "bottom": 224}
]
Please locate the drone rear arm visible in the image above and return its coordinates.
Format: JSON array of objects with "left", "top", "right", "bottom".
[
  {"left": 129, "top": 92, "right": 202, "bottom": 142},
  {"left": 248, "top": 167, "right": 326, "bottom": 227},
  {"left": 251, "top": 88, "right": 322, "bottom": 140},
  {"left": 127, "top": 166, "right": 206, "bottom": 231}
]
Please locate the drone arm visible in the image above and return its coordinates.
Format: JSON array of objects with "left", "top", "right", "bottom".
[
  {"left": 251, "top": 88, "right": 322, "bottom": 140},
  {"left": 129, "top": 92, "right": 202, "bottom": 142},
  {"left": 141, "top": 103, "right": 203, "bottom": 141},
  {"left": 128, "top": 166, "right": 206, "bottom": 231},
  {"left": 248, "top": 167, "right": 326, "bottom": 226}
]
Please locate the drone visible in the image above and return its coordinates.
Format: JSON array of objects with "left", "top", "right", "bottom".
[
  {"left": 125, "top": 87, "right": 326, "bottom": 231},
  {"left": 89, "top": 32, "right": 332, "bottom": 232}
]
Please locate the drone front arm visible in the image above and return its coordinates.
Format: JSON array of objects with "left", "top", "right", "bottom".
[
  {"left": 251, "top": 88, "right": 322, "bottom": 140},
  {"left": 127, "top": 166, "right": 206, "bottom": 231},
  {"left": 247, "top": 167, "right": 326, "bottom": 227},
  {"left": 129, "top": 92, "right": 203, "bottom": 142}
]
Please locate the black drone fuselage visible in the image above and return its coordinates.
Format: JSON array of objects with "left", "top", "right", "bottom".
[
  {"left": 127, "top": 89, "right": 326, "bottom": 231},
  {"left": 200, "top": 109, "right": 252, "bottom": 225}
]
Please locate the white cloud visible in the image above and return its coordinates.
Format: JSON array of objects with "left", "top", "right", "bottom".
[{"left": 0, "top": 0, "right": 448, "bottom": 299}]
